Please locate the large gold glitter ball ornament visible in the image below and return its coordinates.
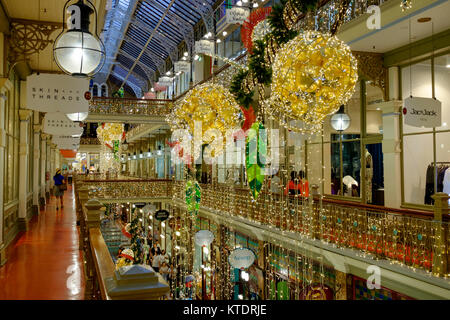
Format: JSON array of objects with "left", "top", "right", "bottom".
[
  {"left": 97, "top": 123, "right": 124, "bottom": 144},
  {"left": 167, "top": 83, "right": 241, "bottom": 158},
  {"left": 269, "top": 31, "right": 358, "bottom": 131}
]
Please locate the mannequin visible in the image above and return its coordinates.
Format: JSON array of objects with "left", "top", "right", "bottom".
[{"left": 365, "top": 149, "right": 373, "bottom": 203}]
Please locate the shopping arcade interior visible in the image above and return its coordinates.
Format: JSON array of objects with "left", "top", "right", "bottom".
[{"left": 0, "top": 0, "right": 449, "bottom": 300}]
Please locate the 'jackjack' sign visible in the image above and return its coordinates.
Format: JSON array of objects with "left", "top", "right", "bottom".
[{"left": 403, "top": 97, "right": 441, "bottom": 128}]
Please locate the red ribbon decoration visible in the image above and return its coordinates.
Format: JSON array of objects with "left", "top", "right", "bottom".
[
  {"left": 233, "top": 105, "right": 256, "bottom": 140},
  {"left": 120, "top": 253, "right": 134, "bottom": 261}
]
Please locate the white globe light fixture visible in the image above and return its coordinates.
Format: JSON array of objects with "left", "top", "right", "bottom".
[
  {"left": 66, "top": 112, "right": 88, "bottom": 122},
  {"left": 53, "top": 0, "right": 105, "bottom": 77},
  {"left": 330, "top": 105, "right": 351, "bottom": 132}
]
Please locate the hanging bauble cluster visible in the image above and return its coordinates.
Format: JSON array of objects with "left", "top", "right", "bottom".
[
  {"left": 267, "top": 31, "right": 358, "bottom": 132},
  {"left": 96, "top": 123, "right": 124, "bottom": 145},
  {"left": 167, "top": 83, "right": 241, "bottom": 158}
]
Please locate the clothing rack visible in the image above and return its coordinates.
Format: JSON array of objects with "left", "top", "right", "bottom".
[{"left": 425, "top": 162, "right": 450, "bottom": 205}]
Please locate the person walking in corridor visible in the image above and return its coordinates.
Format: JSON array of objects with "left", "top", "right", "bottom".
[{"left": 53, "top": 168, "right": 65, "bottom": 210}]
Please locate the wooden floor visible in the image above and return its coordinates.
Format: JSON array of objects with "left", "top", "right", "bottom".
[{"left": 0, "top": 185, "right": 85, "bottom": 300}]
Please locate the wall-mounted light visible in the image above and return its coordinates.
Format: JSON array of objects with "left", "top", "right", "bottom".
[
  {"left": 66, "top": 112, "right": 88, "bottom": 122},
  {"left": 53, "top": 0, "right": 105, "bottom": 77}
]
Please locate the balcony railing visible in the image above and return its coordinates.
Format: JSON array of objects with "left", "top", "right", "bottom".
[
  {"left": 89, "top": 97, "right": 172, "bottom": 117},
  {"left": 80, "top": 137, "right": 100, "bottom": 145},
  {"left": 81, "top": 178, "right": 173, "bottom": 200},
  {"left": 173, "top": 182, "right": 449, "bottom": 277},
  {"left": 75, "top": 177, "right": 449, "bottom": 278}
]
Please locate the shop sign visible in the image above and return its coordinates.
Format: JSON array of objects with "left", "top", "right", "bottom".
[
  {"left": 226, "top": 7, "right": 250, "bottom": 25},
  {"left": 154, "top": 209, "right": 170, "bottom": 221},
  {"left": 26, "top": 73, "right": 89, "bottom": 113},
  {"left": 403, "top": 97, "right": 442, "bottom": 128},
  {"left": 158, "top": 76, "right": 173, "bottom": 87},
  {"left": 43, "top": 112, "right": 84, "bottom": 136},
  {"left": 194, "top": 40, "right": 214, "bottom": 56},
  {"left": 174, "top": 61, "right": 190, "bottom": 73},
  {"left": 194, "top": 230, "right": 214, "bottom": 247},
  {"left": 228, "top": 248, "right": 256, "bottom": 269},
  {"left": 52, "top": 135, "right": 80, "bottom": 149}
]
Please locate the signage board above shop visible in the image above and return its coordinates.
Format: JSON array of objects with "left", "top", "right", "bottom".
[
  {"left": 43, "top": 112, "right": 84, "bottom": 136},
  {"left": 52, "top": 135, "right": 80, "bottom": 150},
  {"left": 154, "top": 209, "right": 170, "bottom": 221},
  {"left": 157, "top": 76, "right": 173, "bottom": 87},
  {"left": 194, "top": 230, "right": 214, "bottom": 247},
  {"left": 26, "top": 73, "right": 90, "bottom": 113},
  {"left": 226, "top": 7, "right": 250, "bottom": 25},
  {"left": 194, "top": 40, "right": 214, "bottom": 56},
  {"left": 228, "top": 247, "right": 256, "bottom": 270},
  {"left": 403, "top": 97, "right": 442, "bottom": 128},
  {"left": 174, "top": 61, "right": 191, "bottom": 73}
]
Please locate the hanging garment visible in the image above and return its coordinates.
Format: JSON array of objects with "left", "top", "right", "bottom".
[
  {"left": 424, "top": 164, "right": 450, "bottom": 204},
  {"left": 425, "top": 164, "right": 435, "bottom": 205},
  {"left": 443, "top": 168, "right": 450, "bottom": 205}
]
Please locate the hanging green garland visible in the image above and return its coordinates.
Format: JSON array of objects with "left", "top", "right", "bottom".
[
  {"left": 230, "top": 0, "right": 319, "bottom": 109},
  {"left": 249, "top": 40, "right": 272, "bottom": 86},
  {"left": 267, "top": 0, "right": 298, "bottom": 45},
  {"left": 230, "top": 69, "right": 253, "bottom": 108}
]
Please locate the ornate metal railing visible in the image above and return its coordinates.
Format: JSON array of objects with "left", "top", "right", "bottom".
[
  {"left": 172, "top": 182, "right": 449, "bottom": 277},
  {"left": 75, "top": 178, "right": 449, "bottom": 277},
  {"left": 89, "top": 97, "right": 172, "bottom": 117},
  {"left": 82, "top": 179, "right": 173, "bottom": 200},
  {"left": 126, "top": 124, "right": 157, "bottom": 141}
]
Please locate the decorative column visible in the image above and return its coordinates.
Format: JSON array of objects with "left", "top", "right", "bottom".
[
  {"left": 379, "top": 100, "right": 402, "bottom": 208},
  {"left": 18, "top": 109, "right": 33, "bottom": 231},
  {"left": 0, "top": 77, "right": 13, "bottom": 266},
  {"left": 32, "top": 114, "right": 41, "bottom": 215},
  {"left": 50, "top": 143, "right": 57, "bottom": 195},
  {"left": 40, "top": 133, "right": 48, "bottom": 206},
  {"left": 45, "top": 138, "right": 51, "bottom": 200},
  {"left": 431, "top": 193, "right": 449, "bottom": 276}
]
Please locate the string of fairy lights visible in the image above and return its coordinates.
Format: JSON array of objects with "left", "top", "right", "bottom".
[{"left": 96, "top": 0, "right": 448, "bottom": 300}]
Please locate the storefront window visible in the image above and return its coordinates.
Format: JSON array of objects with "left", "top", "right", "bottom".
[
  {"left": 401, "top": 54, "right": 450, "bottom": 206},
  {"left": 331, "top": 139, "right": 361, "bottom": 197}
]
